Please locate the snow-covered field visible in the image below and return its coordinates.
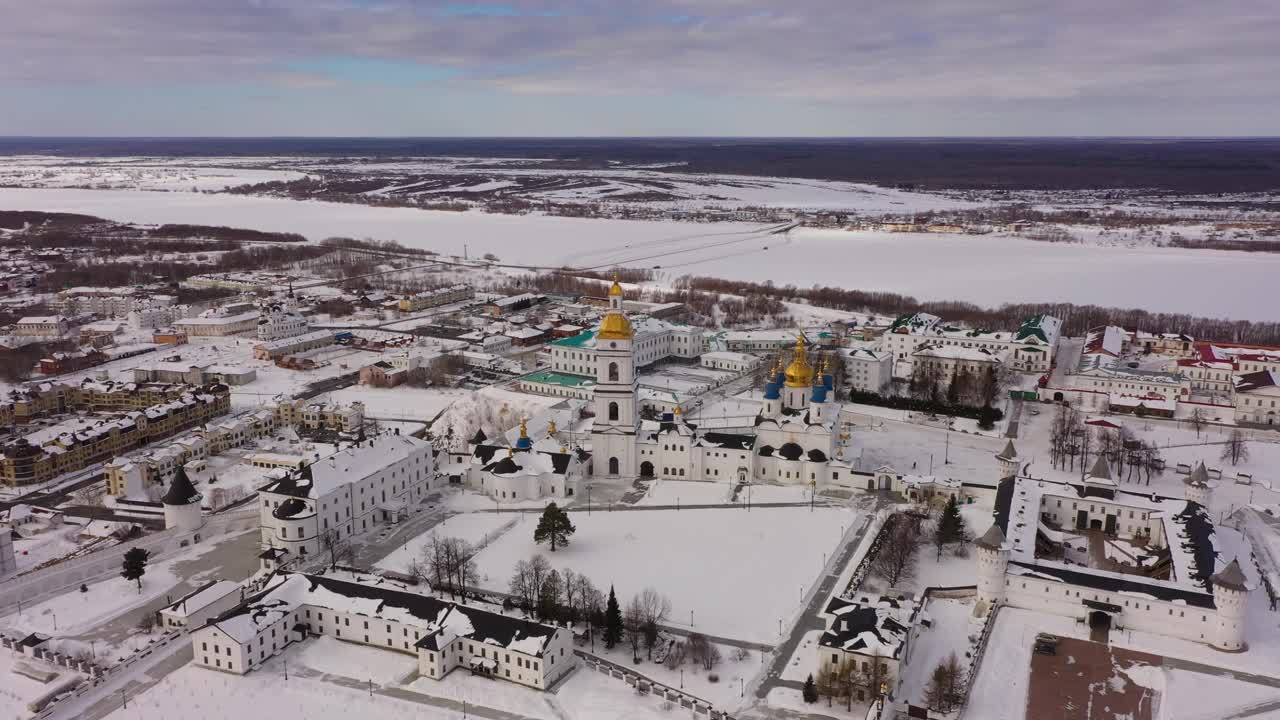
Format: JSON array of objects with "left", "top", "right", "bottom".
[
  {"left": 0, "top": 157, "right": 306, "bottom": 191},
  {"left": 1, "top": 188, "right": 1276, "bottom": 321},
  {"left": 470, "top": 506, "right": 856, "bottom": 643},
  {"left": 404, "top": 671, "right": 559, "bottom": 720}
]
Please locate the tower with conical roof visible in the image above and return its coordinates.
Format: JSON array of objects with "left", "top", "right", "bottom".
[
  {"left": 1211, "top": 559, "right": 1249, "bottom": 651},
  {"left": 161, "top": 465, "right": 204, "bottom": 532},
  {"left": 591, "top": 276, "right": 638, "bottom": 478},
  {"left": 996, "top": 440, "right": 1019, "bottom": 479},
  {"left": 975, "top": 524, "right": 1009, "bottom": 611},
  {"left": 1185, "top": 461, "right": 1212, "bottom": 506}
]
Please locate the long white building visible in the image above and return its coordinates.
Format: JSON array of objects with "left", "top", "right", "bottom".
[
  {"left": 256, "top": 432, "right": 435, "bottom": 565},
  {"left": 191, "top": 571, "right": 574, "bottom": 689}
]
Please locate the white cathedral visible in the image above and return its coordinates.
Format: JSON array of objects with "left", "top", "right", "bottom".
[{"left": 589, "top": 278, "right": 857, "bottom": 486}]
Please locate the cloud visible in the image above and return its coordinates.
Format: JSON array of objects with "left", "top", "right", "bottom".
[{"left": 0, "top": 0, "right": 1277, "bottom": 130}]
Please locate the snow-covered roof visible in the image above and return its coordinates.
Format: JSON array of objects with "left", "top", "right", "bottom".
[
  {"left": 259, "top": 433, "right": 430, "bottom": 499},
  {"left": 202, "top": 571, "right": 560, "bottom": 656},
  {"left": 163, "top": 579, "right": 241, "bottom": 618},
  {"left": 819, "top": 592, "right": 919, "bottom": 659}
]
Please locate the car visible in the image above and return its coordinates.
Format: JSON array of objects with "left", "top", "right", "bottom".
[{"left": 1033, "top": 633, "right": 1058, "bottom": 656}]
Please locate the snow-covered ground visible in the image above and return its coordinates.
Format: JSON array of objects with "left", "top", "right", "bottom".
[
  {"left": 294, "top": 635, "right": 418, "bottom": 685},
  {"left": 2, "top": 188, "right": 1277, "bottom": 321},
  {"left": 404, "top": 671, "right": 558, "bottom": 720},
  {"left": 895, "top": 597, "right": 979, "bottom": 708},
  {"left": 101, "top": 659, "right": 460, "bottom": 720},
  {"left": 966, "top": 608, "right": 1089, "bottom": 720},
  {"left": 635, "top": 479, "right": 737, "bottom": 506},
  {"left": 0, "top": 157, "right": 306, "bottom": 191},
  {"left": 374, "top": 513, "right": 517, "bottom": 575},
  {"left": 328, "top": 386, "right": 468, "bottom": 422},
  {"left": 470, "top": 507, "right": 856, "bottom": 643},
  {"left": 0, "top": 650, "right": 81, "bottom": 719}
]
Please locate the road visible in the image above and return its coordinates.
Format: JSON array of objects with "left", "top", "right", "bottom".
[
  {"left": 754, "top": 510, "right": 878, "bottom": 699},
  {"left": 348, "top": 493, "right": 453, "bottom": 569}
]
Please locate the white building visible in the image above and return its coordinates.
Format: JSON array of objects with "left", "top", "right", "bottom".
[
  {"left": 190, "top": 571, "right": 575, "bottom": 689},
  {"left": 14, "top": 316, "right": 69, "bottom": 338},
  {"left": 699, "top": 351, "right": 760, "bottom": 374},
  {"left": 257, "top": 304, "right": 309, "bottom": 341},
  {"left": 128, "top": 305, "right": 187, "bottom": 331},
  {"left": 880, "top": 312, "right": 1060, "bottom": 375},
  {"left": 463, "top": 419, "right": 585, "bottom": 502},
  {"left": 256, "top": 432, "right": 435, "bottom": 564},
  {"left": 549, "top": 314, "right": 702, "bottom": 377},
  {"left": 61, "top": 288, "right": 176, "bottom": 318},
  {"left": 842, "top": 347, "right": 894, "bottom": 393},
  {"left": 1234, "top": 370, "right": 1280, "bottom": 426},
  {"left": 975, "top": 458, "right": 1248, "bottom": 651},
  {"left": 816, "top": 592, "right": 922, "bottom": 702},
  {"left": 160, "top": 579, "right": 243, "bottom": 629},
  {"left": 175, "top": 310, "right": 260, "bottom": 337},
  {"left": 274, "top": 398, "right": 365, "bottom": 434}
]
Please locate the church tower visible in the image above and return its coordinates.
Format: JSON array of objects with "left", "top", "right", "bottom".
[
  {"left": 591, "top": 277, "right": 639, "bottom": 478},
  {"left": 782, "top": 333, "right": 814, "bottom": 411}
]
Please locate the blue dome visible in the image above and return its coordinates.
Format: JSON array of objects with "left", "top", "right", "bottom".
[
  {"left": 774, "top": 370, "right": 785, "bottom": 385},
  {"left": 515, "top": 436, "right": 532, "bottom": 450},
  {"left": 823, "top": 373, "right": 834, "bottom": 390},
  {"left": 811, "top": 385, "right": 828, "bottom": 403},
  {"left": 763, "top": 381, "right": 781, "bottom": 400}
]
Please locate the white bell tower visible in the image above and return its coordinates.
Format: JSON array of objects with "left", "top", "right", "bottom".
[{"left": 591, "top": 277, "right": 638, "bottom": 478}]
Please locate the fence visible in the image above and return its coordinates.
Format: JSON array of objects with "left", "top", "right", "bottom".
[
  {"left": 574, "top": 649, "right": 737, "bottom": 720},
  {"left": 955, "top": 604, "right": 1001, "bottom": 719},
  {"left": 842, "top": 513, "right": 900, "bottom": 597},
  {"left": 31, "top": 628, "right": 187, "bottom": 719},
  {"left": 0, "top": 510, "right": 257, "bottom": 616}
]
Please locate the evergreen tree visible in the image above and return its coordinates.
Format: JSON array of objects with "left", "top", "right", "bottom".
[
  {"left": 603, "top": 585, "right": 623, "bottom": 649},
  {"left": 121, "top": 547, "right": 150, "bottom": 593},
  {"left": 533, "top": 502, "right": 576, "bottom": 551},
  {"left": 977, "top": 405, "right": 997, "bottom": 431},
  {"left": 934, "top": 496, "right": 965, "bottom": 560},
  {"left": 802, "top": 673, "right": 819, "bottom": 704}
]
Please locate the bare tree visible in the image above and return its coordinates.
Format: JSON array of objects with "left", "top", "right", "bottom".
[
  {"left": 624, "top": 594, "right": 646, "bottom": 662},
  {"left": 1188, "top": 407, "right": 1207, "bottom": 438},
  {"left": 871, "top": 520, "right": 920, "bottom": 588},
  {"left": 637, "top": 587, "right": 672, "bottom": 660},
  {"left": 1221, "top": 429, "right": 1251, "bottom": 466},
  {"left": 73, "top": 485, "right": 106, "bottom": 523},
  {"left": 320, "top": 528, "right": 353, "bottom": 571}
]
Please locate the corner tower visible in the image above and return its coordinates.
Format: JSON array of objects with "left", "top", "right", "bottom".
[{"left": 591, "top": 276, "right": 638, "bottom": 478}]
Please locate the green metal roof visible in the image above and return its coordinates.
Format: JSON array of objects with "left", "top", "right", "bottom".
[
  {"left": 552, "top": 330, "right": 596, "bottom": 348},
  {"left": 522, "top": 370, "right": 595, "bottom": 387}
]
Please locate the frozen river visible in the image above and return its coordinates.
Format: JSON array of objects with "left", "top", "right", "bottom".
[{"left": 2, "top": 187, "right": 1276, "bottom": 321}]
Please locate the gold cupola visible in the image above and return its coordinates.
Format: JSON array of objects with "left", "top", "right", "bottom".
[
  {"left": 783, "top": 333, "right": 814, "bottom": 388},
  {"left": 597, "top": 274, "right": 634, "bottom": 340}
]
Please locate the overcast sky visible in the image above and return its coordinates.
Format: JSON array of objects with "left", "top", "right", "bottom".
[{"left": 2, "top": 0, "right": 1278, "bottom": 136}]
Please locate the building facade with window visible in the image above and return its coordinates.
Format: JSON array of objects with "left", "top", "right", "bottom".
[
  {"left": 256, "top": 432, "right": 435, "bottom": 565},
  {"left": 191, "top": 571, "right": 574, "bottom": 689}
]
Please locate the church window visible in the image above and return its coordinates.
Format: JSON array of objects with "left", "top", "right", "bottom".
[
  {"left": 608, "top": 362, "right": 619, "bottom": 381},
  {"left": 608, "top": 402, "right": 619, "bottom": 421}
]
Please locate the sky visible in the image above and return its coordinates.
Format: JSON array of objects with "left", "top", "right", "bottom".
[{"left": 1, "top": 0, "right": 1278, "bottom": 137}]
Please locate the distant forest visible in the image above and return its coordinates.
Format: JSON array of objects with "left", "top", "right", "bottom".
[{"left": 2, "top": 137, "right": 1279, "bottom": 192}]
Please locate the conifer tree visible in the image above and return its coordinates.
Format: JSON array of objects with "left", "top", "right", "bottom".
[
  {"left": 604, "top": 585, "right": 623, "bottom": 649},
  {"left": 121, "top": 547, "right": 150, "bottom": 593},
  {"left": 802, "top": 673, "right": 819, "bottom": 704},
  {"left": 533, "top": 502, "right": 576, "bottom": 551}
]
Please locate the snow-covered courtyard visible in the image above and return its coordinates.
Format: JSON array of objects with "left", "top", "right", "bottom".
[{"left": 469, "top": 506, "right": 858, "bottom": 643}]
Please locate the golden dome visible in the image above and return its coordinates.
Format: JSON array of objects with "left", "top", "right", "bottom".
[
  {"left": 783, "top": 334, "right": 814, "bottom": 388},
  {"left": 597, "top": 311, "right": 634, "bottom": 340},
  {"left": 608, "top": 274, "right": 624, "bottom": 297},
  {"left": 519, "top": 417, "right": 528, "bottom": 439},
  {"left": 547, "top": 420, "right": 557, "bottom": 435},
  {"left": 673, "top": 405, "right": 683, "bottom": 415}
]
